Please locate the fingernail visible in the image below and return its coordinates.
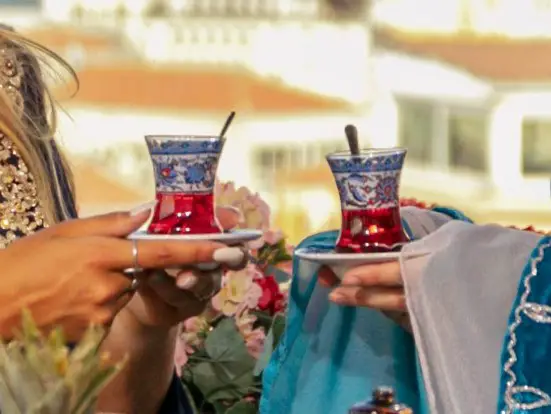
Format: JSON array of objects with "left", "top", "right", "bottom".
[
  {"left": 165, "top": 268, "right": 180, "bottom": 278},
  {"left": 213, "top": 247, "right": 245, "bottom": 267},
  {"left": 177, "top": 274, "right": 198, "bottom": 289},
  {"left": 129, "top": 201, "right": 157, "bottom": 217},
  {"left": 330, "top": 292, "right": 345, "bottom": 303}
]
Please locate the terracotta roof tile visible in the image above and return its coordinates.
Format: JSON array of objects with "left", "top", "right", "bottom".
[
  {"left": 374, "top": 27, "right": 551, "bottom": 82},
  {"left": 71, "top": 65, "right": 351, "bottom": 113}
]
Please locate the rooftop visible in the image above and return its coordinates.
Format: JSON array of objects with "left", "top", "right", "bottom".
[
  {"left": 70, "top": 64, "right": 352, "bottom": 114},
  {"left": 374, "top": 26, "right": 551, "bottom": 83}
]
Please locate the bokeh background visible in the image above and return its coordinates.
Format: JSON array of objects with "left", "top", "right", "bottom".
[{"left": 5, "top": 0, "right": 551, "bottom": 243}]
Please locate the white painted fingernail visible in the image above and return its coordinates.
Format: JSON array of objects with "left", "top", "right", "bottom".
[
  {"left": 213, "top": 247, "right": 245, "bottom": 267},
  {"left": 177, "top": 274, "right": 198, "bottom": 289},
  {"left": 196, "top": 262, "right": 219, "bottom": 271},
  {"left": 130, "top": 201, "right": 157, "bottom": 216},
  {"left": 165, "top": 268, "right": 180, "bottom": 278}
]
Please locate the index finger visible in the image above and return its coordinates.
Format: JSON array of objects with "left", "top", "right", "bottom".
[
  {"left": 341, "top": 261, "right": 402, "bottom": 287},
  {"left": 92, "top": 238, "right": 226, "bottom": 270}
]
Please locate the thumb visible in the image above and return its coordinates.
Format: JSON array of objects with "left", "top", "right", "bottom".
[
  {"left": 216, "top": 205, "right": 241, "bottom": 231},
  {"left": 45, "top": 202, "right": 156, "bottom": 238}
]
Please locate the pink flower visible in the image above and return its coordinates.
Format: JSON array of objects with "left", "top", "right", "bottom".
[
  {"left": 235, "top": 311, "right": 266, "bottom": 359},
  {"left": 235, "top": 310, "right": 257, "bottom": 336},
  {"left": 215, "top": 180, "right": 271, "bottom": 231},
  {"left": 184, "top": 316, "right": 207, "bottom": 333},
  {"left": 263, "top": 229, "right": 283, "bottom": 245},
  {"left": 174, "top": 333, "right": 189, "bottom": 376},
  {"left": 245, "top": 328, "right": 266, "bottom": 359},
  {"left": 181, "top": 316, "right": 209, "bottom": 349},
  {"left": 211, "top": 265, "right": 263, "bottom": 315},
  {"left": 175, "top": 321, "right": 206, "bottom": 376}
]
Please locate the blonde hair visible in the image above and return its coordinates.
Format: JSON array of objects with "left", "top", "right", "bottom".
[{"left": 0, "top": 27, "right": 78, "bottom": 225}]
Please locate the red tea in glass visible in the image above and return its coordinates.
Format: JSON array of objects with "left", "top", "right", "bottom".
[
  {"left": 145, "top": 135, "right": 224, "bottom": 235},
  {"left": 327, "top": 148, "right": 408, "bottom": 253}
]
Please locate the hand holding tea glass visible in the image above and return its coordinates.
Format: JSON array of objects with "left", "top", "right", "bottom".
[
  {"left": 131, "top": 133, "right": 261, "bottom": 244},
  {"left": 128, "top": 116, "right": 262, "bottom": 323},
  {"left": 295, "top": 125, "right": 416, "bottom": 320},
  {"left": 126, "top": 205, "right": 247, "bottom": 327}
]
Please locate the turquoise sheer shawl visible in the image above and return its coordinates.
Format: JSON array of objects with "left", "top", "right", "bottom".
[{"left": 261, "top": 207, "right": 471, "bottom": 414}]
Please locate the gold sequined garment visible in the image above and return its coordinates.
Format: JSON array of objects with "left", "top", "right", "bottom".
[{"left": 0, "top": 132, "right": 46, "bottom": 248}]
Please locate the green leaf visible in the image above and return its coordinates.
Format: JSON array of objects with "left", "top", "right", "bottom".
[
  {"left": 212, "top": 401, "right": 232, "bottom": 414},
  {"left": 271, "top": 313, "right": 286, "bottom": 349},
  {"left": 205, "top": 370, "right": 255, "bottom": 402},
  {"left": 28, "top": 379, "right": 71, "bottom": 414},
  {"left": 253, "top": 313, "right": 285, "bottom": 376},
  {"left": 204, "top": 319, "right": 256, "bottom": 380},
  {"left": 188, "top": 361, "right": 255, "bottom": 404},
  {"left": 225, "top": 400, "right": 258, "bottom": 414},
  {"left": 185, "top": 361, "right": 220, "bottom": 398},
  {"left": 253, "top": 330, "right": 272, "bottom": 377},
  {"left": 250, "top": 311, "right": 272, "bottom": 330}
]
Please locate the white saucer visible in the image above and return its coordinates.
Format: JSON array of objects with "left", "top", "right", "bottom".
[
  {"left": 128, "top": 229, "right": 262, "bottom": 245},
  {"left": 295, "top": 247, "right": 429, "bottom": 280}
]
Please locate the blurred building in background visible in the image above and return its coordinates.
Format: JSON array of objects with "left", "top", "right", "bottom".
[{"left": 1, "top": 0, "right": 551, "bottom": 241}]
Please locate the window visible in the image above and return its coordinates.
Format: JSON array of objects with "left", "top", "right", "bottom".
[
  {"left": 398, "top": 100, "right": 434, "bottom": 164},
  {"left": 253, "top": 144, "right": 340, "bottom": 189},
  {"left": 522, "top": 120, "right": 551, "bottom": 174},
  {"left": 253, "top": 147, "right": 287, "bottom": 190},
  {"left": 449, "top": 113, "right": 488, "bottom": 172}
]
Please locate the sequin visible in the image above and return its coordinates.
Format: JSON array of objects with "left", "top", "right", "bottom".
[
  {"left": 0, "top": 46, "right": 23, "bottom": 115},
  {"left": 501, "top": 242, "right": 551, "bottom": 413},
  {"left": 0, "top": 132, "right": 47, "bottom": 249}
]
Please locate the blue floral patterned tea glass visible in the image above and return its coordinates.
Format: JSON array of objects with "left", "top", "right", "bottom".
[
  {"left": 327, "top": 148, "right": 408, "bottom": 253},
  {"left": 145, "top": 135, "right": 224, "bottom": 234}
]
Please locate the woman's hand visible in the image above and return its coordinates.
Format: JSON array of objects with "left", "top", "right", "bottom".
[
  {"left": 125, "top": 205, "right": 247, "bottom": 328},
  {"left": 0, "top": 209, "right": 225, "bottom": 342},
  {"left": 319, "top": 262, "right": 404, "bottom": 310},
  {"left": 96, "top": 206, "right": 247, "bottom": 413},
  {"left": 318, "top": 262, "right": 411, "bottom": 331}
]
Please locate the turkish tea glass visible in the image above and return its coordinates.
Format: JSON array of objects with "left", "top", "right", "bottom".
[
  {"left": 145, "top": 135, "right": 224, "bottom": 235},
  {"left": 327, "top": 148, "right": 408, "bottom": 253}
]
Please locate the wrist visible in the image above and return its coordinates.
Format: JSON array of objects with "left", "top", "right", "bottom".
[{"left": 119, "top": 306, "right": 178, "bottom": 348}]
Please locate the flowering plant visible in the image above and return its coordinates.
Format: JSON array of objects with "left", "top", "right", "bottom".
[
  {"left": 0, "top": 310, "right": 124, "bottom": 414},
  {"left": 176, "top": 182, "right": 293, "bottom": 414}
]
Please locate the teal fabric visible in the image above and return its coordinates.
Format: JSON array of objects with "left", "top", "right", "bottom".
[
  {"left": 260, "top": 231, "right": 424, "bottom": 414},
  {"left": 497, "top": 236, "right": 551, "bottom": 413},
  {"left": 432, "top": 206, "right": 473, "bottom": 223},
  {"left": 260, "top": 207, "right": 471, "bottom": 414}
]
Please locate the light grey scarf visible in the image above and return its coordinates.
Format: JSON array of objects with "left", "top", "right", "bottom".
[{"left": 401, "top": 221, "right": 543, "bottom": 413}]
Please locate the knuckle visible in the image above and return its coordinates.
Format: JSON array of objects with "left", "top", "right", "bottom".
[
  {"left": 92, "top": 277, "right": 120, "bottom": 302},
  {"left": 110, "top": 211, "right": 130, "bottom": 226},
  {"left": 153, "top": 242, "right": 174, "bottom": 262},
  {"left": 92, "top": 284, "right": 112, "bottom": 302},
  {"left": 84, "top": 238, "right": 110, "bottom": 267},
  {"left": 91, "top": 309, "right": 114, "bottom": 326}
]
